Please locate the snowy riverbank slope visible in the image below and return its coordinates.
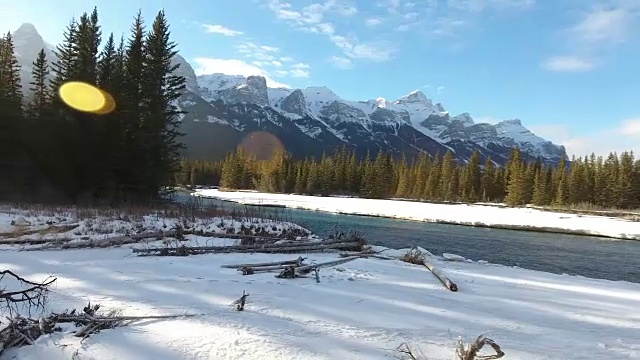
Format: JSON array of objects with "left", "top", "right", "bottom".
[
  {"left": 194, "top": 190, "right": 640, "bottom": 240},
  {"left": 0, "top": 245, "right": 639, "bottom": 359},
  {"left": 0, "top": 209, "right": 638, "bottom": 359}
]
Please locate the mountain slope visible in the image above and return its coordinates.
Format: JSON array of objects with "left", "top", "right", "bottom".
[
  {"left": 11, "top": 23, "right": 567, "bottom": 166},
  {"left": 191, "top": 71, "right": 566, "bottom": 165}
]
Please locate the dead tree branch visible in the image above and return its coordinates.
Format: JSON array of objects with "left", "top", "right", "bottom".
[
  {"left": 230, "top": 291, "right": 249, "bottom": 311},
  {"left": 0, "top": 270, "right": 56, "bottom": 316},
  {"left": 456, "top": 335, "right": 505, "bottom": 360}
]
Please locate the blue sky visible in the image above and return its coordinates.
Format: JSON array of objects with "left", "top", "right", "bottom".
[{"left": 2, "top": 0, "right": 640, "bottom": 157}]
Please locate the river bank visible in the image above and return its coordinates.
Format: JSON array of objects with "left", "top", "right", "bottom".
[
  {"left": 0, "top": 211, "right": 638, "bottom": 359},
  {"left": 193, "top": 189, "right": 640, "bottom": 241}
]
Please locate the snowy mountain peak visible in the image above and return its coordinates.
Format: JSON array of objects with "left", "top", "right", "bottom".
[
  {"left": 498, "top": 119, "right": 522, "bottom": 126},
  {"left": 14, "top": 23, "right": 39, "bottom": 36},
  {"left": 435, "top": 103, "right": 446, "bottom": 113},
  {"left": 303, "top": 86, "right": 339, "bottom": 99},
  {"left": 395, "top": 90, "right": 432, "bottom": 106},
  {"left": 376, "top": 97, "right": 388, "bottom": 108},
  {"left": 451, "top": 112, "right": 474, "bottom": 126}
]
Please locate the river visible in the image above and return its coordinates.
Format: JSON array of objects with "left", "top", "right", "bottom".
[{"left": 174, "top": 192, "right": 640, "bottom": 284}]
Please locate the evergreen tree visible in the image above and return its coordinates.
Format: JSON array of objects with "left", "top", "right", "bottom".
[
  {"left": 142, "top": 10, "right": 186, "bottom": 197},
  {"left": 0, "top": 32, "right": 23, "bottom": 115},
  {"left": 27, "top": 49, "right": 50, "bottom": 117},
  {"left": 424, "top": 152, "right": 441, "bottom": 200},
  {"left": 504, "top": 148, "right": 527, "bottom": 206}
]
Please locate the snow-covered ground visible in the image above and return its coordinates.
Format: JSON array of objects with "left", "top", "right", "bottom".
[
  {"left": 0, "top": 206, "right": 315, "bottom": 250},
  {"left": 194, "top": 189, "right": 640, "bottom": 240},
  {"left": 0, "top": 209, "right": 639, "bottom": 359}
]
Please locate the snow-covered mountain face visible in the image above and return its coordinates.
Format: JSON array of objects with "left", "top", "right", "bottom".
[
  {"left": 11, "top": 23, "right": 567, "bottom": 166},
  {"left": 11, "top": 23, "right": 57, "bottom": 93},
  {"left": 193, "top": 72, "right": 567, "bottom": 165}
]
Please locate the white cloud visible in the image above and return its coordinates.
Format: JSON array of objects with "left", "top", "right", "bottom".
[
  {"left": 447, "top": 0, "right": 535, "bottom": 13},
  {"left": 571, "top": 7, "right": 630, "bottom": 44},
  {"left": 544, "top": 2, "right": 640, "bottom": 72},
  {"left": 266, "top": 0, "right": 395, "bottom": 63},
  {"left": 530, "top": 120, "right": 640, "bottom": 157},
  {"left": 289, "top": 63, "right": 311, "bottom": 78},
  {"left": 365, "top": 18, "right": 384, "bottom": 27},
  {"left": 436, "top": 85, "right": 445, "bottom": 94},
  {"left": 201, "top": 24, "right": 243, "bottom": 36},
  {"left": 377, "top": 0, "right": 532, "bottom": 38},
  {"left": 542, "top": 55, "right": 595, "bottom": 72},
  {"left": 328, "top": 55, "right": 354, "bottom": 69},
  {"left": 192, "top": 58, "right": 290, "bottom": 88},
  {"left": 615, "top": 117, "right": 640, "bottom": 136},
  {"left": 232, "top": 41, "right": 310, "bottom": 79}
]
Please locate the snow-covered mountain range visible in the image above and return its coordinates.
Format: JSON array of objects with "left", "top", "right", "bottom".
[{"left": 11, "top": 22, "right": 567, "bottom": 165}]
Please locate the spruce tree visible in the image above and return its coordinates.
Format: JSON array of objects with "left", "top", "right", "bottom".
[
  {"left": 142, "top": 10, "right": 187, "bottom": 197},
  {"left": 424, "top": 152, "right": 441, "bottom": 200},
  {"left": 481, "top": 158, "right": 497, "bottom": 201},
  {"left": 504, "top": 148, "right": 527, "bottom": 206},
  {"left": 0, "top": 32, "right": 23, "bottom": 116},
  {"left": 438, "top": 151, "right": 455, "bottom": 200},
  {"left": 27, "top": 49, "right": 51, "bottom": 117}
]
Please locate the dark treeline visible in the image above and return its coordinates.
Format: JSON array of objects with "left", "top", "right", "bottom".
[
  {"left": 0, "top": 7, "right": 185, "bottom": 203},
  {"left": 177, "top": 146, "right": 640, "bottom": 209}
]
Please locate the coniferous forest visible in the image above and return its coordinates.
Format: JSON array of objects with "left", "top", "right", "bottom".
[
  {"left": 0, "top": 8, "right": 185, "bottom": 203},
  {"left": 176, "top": 146, "right": 640, "bottom": 210}
]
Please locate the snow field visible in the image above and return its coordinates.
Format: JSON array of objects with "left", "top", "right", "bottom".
[{"left": 0, "top": 207, "right": 638, "bottom": 359}]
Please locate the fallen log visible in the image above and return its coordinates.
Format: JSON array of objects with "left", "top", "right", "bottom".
[
  {"left": 339, "top": 250, "right": 395, "bottom": 260},
  {"left": 182, "top": 231, "right": 308, "bottom": 245},
  {"left": 294, "top": 256, "right": 360, "bottom": 274},
  {"left": 136, "top": 241, "right": 362, "bottom": 256},
  {"left": 221, "top": 256, "right": 306, "bottom": 269},
  {"left": 26, "top": 230, "right": 177, "bottom": 251},
  {"left": 134, "top": 237, "right": 351, "bottom": 253},
  {"left": 133, "top": 238, "right": 363, "bottom": 256},
  {"left": 422, "top": 259, "right": 458, "bottom": 292},
  {"left": 276, "top": 256, "right": 361, "bottom": 279}
]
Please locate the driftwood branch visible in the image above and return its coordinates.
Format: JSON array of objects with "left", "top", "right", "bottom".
[
  {"left": 392, "top": 335, "right": 505, "bottom": 360},
  {"left": 402, "top": 247, "right": 458, "bottom": 292},
  {"left": 275, "top": 256, "right": 360, "bottom": 279},
  {"left": 26, "top": 230, "right": 176, "bottom": 251},
  {"left": 0, "top": 302, "right": 208, "bottom": 356},
  {"left": 229, "top": 291, "right": 249, "bottom": 311},
  {"left": 0, "top": 270, "right": 56, "bottom": 316},
  {"left": 134, "top": 239, "right": 364, "bottom": 257},
  {"left": 456, "top": 335, "right": 505, "bottom": 360},
  {"left": 221, "top": 257, "right": 306, "bottom": 269}
]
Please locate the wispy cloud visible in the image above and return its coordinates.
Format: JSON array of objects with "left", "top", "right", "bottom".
[
  {"left": 328, "top": 55, "right": 353, "bottom": 69},
  {"left": 235, "top": 41, "right": 311, "bottom": 80},
  {"left": 192, "top": 39, "right": 310, "bottom": 88},
  {"left": 376, "top": 0, "right": 534, "bottom": 38},
  {"left": 542, "top": 55, "right": 595, "bottom": 72},
  {"left": 615, "top": 117, "right": 640, "bottom": 136},
  {"left": 201, "top": 23, "right": 243, "bottom": 36},
  {"left": 265, "top": 0, "right": 394, "bottom": 66},
  {"left": 543, "top": 1, "right": 640, "bottom": 72},
  {"left": 365, "top": 18, "right": 384, "bottom": 27}
]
